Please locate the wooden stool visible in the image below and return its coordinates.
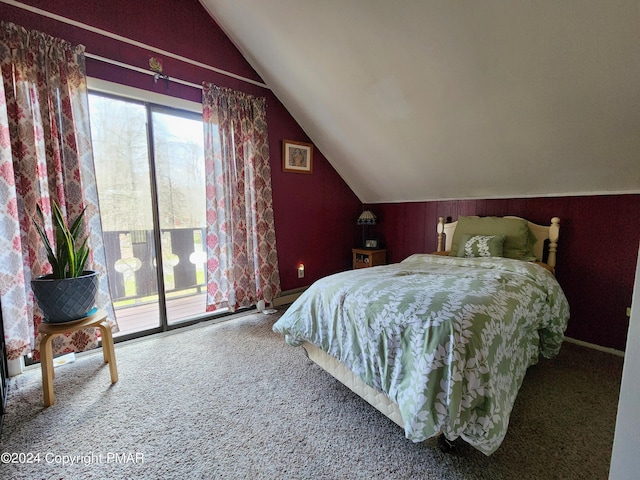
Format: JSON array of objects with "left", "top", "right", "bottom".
[{"left": 38, "top": 309, "right": 118, "bottom": 407}]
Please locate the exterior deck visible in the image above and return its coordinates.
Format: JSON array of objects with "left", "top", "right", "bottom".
[
  {"left": 113, "top": 291, "right": 208, "bottom": 337},
  {"left": 104, "top": 227, "right": 212, "bottom": 337}
]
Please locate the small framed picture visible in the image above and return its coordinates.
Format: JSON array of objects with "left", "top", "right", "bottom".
[
  {"left": 282, "top": 139, "right": 313, "bottom": 174},
  {"left": 365, "top": 239, "right": 379, "bottom": 249}
]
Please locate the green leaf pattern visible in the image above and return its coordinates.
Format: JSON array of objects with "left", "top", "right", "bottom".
[{"left": 273, "top": 254, "right": 569, "bottom": 455}]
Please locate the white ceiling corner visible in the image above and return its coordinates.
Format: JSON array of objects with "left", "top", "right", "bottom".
[{"left": 201, "top": 0, "right": 640, "bottom": 203}]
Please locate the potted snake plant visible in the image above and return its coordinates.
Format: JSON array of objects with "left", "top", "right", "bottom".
[{"left": 31, "top": 200, "right": 99, "bottom": 323}]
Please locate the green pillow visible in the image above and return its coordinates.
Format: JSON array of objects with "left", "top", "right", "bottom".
[
  {"left": 449, "top": 216, "right": 536, "bottom": 261},
  {"left": 457, "top": 234, "right": 505, "bottom": 258}
]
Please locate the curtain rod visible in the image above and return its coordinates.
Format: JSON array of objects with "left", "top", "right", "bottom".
[
  {"left": 86, "top": 53, "right": 203, "bottom": 90},
  {"left": 0, "top": 0, "right": 269, "bottom": 89}
]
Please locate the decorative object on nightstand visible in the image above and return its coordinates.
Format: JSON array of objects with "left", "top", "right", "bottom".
[
  {"left": 352, "top": 248, "right": 387, "bottom": 269},
  {"left": 357, "top": 210, "right": 377, "bottom": 248},
  {"left": 364, "top": 239, "right": 379, "bottom": 248}
]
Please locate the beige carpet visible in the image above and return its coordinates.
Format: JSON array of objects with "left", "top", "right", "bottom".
[{"left": 0, "top": 309, "right": 623, "bottom": 479}]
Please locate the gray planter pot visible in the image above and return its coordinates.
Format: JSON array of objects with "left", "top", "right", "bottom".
[{"left": 31, "top": 271, "right": 99, "bottom": 323}]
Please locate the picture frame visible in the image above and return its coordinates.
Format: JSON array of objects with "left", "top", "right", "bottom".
[
  {"left": 282, "top": 139, "right": 313, "bottom": 174},
  {"left": 365, "top": 239, "right": 379, "bottom": 249}
]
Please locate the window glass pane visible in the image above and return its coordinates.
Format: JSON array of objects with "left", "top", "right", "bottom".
[
  {"left": 89, "top": 93, "right": 161, "bottom": 335},
  {"left": 151, "top": 110, "right": 207, "bottom": 324}
]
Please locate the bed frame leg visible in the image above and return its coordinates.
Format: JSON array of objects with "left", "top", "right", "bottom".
[{"left": 437, "top": 433, "right": 456, "bottom": 453}]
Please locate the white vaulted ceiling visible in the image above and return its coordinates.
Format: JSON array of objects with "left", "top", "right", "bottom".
[{"left": 200, "top": 0, "right": 640, "bottom": 203}]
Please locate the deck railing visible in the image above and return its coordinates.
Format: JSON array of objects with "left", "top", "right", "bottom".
[{"left": 103, "top": 227, "right": 206, "bottom": 306}]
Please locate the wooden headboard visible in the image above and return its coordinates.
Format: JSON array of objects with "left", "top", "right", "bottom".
[{"left": 436, "top": 216, "right": 560, "bottom": 268}]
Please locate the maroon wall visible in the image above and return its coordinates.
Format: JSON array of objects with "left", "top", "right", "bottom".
[
  {"left": 0, "top": 0, "right": 362, "bottom": 291},
  {"left": 366, "top": 195, "right": 640, "bottom": 351},
  {"left": 3, "top": 1, "right": 637, "bottom": 351}
]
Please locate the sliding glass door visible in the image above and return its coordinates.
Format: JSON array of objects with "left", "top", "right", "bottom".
[
  {"left": 151, "top": 110, "right": 207, "bottom": 325},
  {"left": 89, "top": 92, "right": 207, "bottom": 337}
]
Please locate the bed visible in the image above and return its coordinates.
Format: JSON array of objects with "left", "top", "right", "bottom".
[{"left": 273, "top": 216, "right": 569, "bottom": 455}]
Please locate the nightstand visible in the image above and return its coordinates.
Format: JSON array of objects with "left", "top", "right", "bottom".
[{"left": 352, "top": 248, "right": 387, "bottom": 269}]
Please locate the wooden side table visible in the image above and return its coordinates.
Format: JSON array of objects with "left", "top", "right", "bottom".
[
  {"left": 38, "top": 309, "right": 118, "bottom": 407},
  {"left": 352, "top": 248, "right": 387, "bottom": 269}
]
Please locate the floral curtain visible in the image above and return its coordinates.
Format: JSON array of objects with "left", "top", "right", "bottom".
[
  {"left": 202, "top": 83, "right": 281, "bottom": 312},
  {"left": 0, "top": 22, "right": 116, "bottom": 361}
]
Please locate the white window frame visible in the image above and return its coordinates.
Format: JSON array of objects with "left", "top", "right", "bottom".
[{"left": 87, "top": 78, "right": 202, "bottom": 114}]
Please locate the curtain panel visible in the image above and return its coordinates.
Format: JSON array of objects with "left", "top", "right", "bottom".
[
  {"left": 0, "top": 22, "right": 116, "bottom": 360},
  {"left": 202, "top": 83, "right": 281, "bottom": 312}
]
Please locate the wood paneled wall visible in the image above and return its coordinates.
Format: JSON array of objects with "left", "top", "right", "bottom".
[
  {"left": 367, "top": 195, "right": 640, "bottom": 351},
  {"left": 0, "top": 0, "right": 362, "bottom": 292}
]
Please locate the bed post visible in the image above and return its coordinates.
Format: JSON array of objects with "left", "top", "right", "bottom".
[
  {"left": 547, "top": 217, "right": 560, "bottom": 269},
  {"left": 437, "top": 217, "right": 445, "bottom": 252}
]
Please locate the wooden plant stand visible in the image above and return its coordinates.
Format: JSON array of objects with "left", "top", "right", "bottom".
[{"left": 38, "top": 309, "right": 118, "bottom": 407}]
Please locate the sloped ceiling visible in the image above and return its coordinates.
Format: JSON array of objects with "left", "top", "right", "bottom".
[{"left": 201, "top": 0, "right": 640, "bottom": 203}]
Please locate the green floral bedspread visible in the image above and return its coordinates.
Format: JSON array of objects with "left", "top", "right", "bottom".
[{"left": 272, "top": 254, "right": 570, "bottom": 455}]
